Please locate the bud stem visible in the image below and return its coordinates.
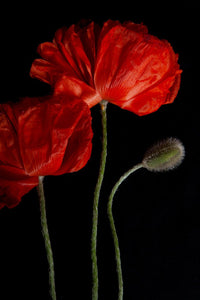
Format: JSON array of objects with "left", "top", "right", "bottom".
[
  {"left": 107, "top": 163, "right": 143, "bottom": 300},
  {"left": 37, "top": 176, "right": 57, "bottom": 300}
]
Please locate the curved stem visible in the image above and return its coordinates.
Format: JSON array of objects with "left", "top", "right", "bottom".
[
  {"left": 37, "top": 176, "right": 57, "bottom": 300},
  {"left": 91, "top": 100, "right": 108, "bottom": 300},
  {"left": 107, "top": 163, "right": 143, "bottom": 300}
]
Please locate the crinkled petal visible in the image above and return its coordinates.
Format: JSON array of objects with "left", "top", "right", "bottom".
[
  {"left": 53, "top": 22, "right": 99, "bottom": 86},
  {"left": 118, "top": 71, "right": 181, "bottom": 116},
  {"left": 97, "top": 20, "right": 148, "bottom": 45},
  {"left": 122, "top": 21, "right": 148, "bottom": 33},
  {"left": 54, "top": 98, "right": 93, "bottom": 174},
  {"left": 30, "top": 23, "right": 101, "bottom": 106},
  {"left": 0, "top": 165, "right": 38, "bottom": 209},
  {"left": 11, "top": 95, "right": 93, "bottom": 176},
  {"left": 94, "top": 22, "right": 181, "bottom": 114},
  {"left": 30, "top": 59, "right": 101, "bottom": 107},
  {"left": 0, "top": 104, "right": 22, "bottom": 168},
  {"left": 54, "top": 75, "right": 101, "bottom": 107},
  {"left": 11, "top": 96, "right": 78, "bottom": 176},
  {"left": 165, "top": 73, "right": 181, "bottom": 104},
  {"left": 30, "top": 58, "right": 76, "bottom": 85},
  {"left": 37, "top": 42, "right": 73, "bottom": 71},
  {"left": 30, "top": 22, "right": 100, "bottom": 89}
]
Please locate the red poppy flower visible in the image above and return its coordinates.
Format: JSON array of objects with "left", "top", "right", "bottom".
[
  {"left": 30, "top": 20, "right": 182, "bottom": 116},
  {"left": 0, "top": 95, "right": 93, "bottom": 209}
]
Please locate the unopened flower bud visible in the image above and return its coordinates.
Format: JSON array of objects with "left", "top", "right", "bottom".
[{"left": 142, "top": 137, "right": 185, "bottom": 172}]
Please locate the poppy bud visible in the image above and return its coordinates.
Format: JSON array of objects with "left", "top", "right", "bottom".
[{"left": 142, "top": 137, "right": 185, "bottom": 172}]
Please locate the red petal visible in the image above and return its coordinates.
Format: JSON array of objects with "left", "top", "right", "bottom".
[
  {"left": 0, "top": 165, "right": 38, "bottom": 209},
  {"left": 54, "top": 23, "right": 98, "bottom": 86},
  {"left": 0, "top": 104, "right": 22, "bottom": 168},
  {"left": 12, "top": 95, "right": 93, "bottom": 176},
  {"left": 30, "top": 59, "right": 101, "bottom": 107},
  {"left": 118, "top": 72, "right": 181, "bottom": 116},
  {"left": 54, "top": 74, "right": 101, "bottom": 107},
  {"left": 0, "top": 103, "right": 38, "bottom": 208},
  {"left": 54, "top": 97, "right": 93, "bottom": 174},
  {"left": 12, "top": 96, "right": 73, "bottom": 176},
  {"left": 30, "top": 57, "right": 77, "bottom": 85},
  {"left": 94, "top": 22, "right": 181, "bottom": 113},
  {"left": 31, "top": 22, "right": 99, "bottom": 88},
  {"left": 37, "top": 42, "right": 74, "bottom": 71},
  {"left": 98, "top": 20, "right": 148, "bottom": 44},
  {"left": 165, "top": 72, "right": 181, "bottom": 104},
  {"left": 30, "top": 22, "right": 101, "bottom": 107},
  {"left": 76, "top": 21, "right": 100, "bottom": 74},
  {"left": 122, "top": 21, "right": 148, "bottom": 33}
]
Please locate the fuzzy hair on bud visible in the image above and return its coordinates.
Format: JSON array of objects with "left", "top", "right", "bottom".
[{"left": 142, "top": 137, "right": 185, "bottom": 172}]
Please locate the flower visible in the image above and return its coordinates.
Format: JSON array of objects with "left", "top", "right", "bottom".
[
  {"left": 0, "top": 95, "right": 93, "bottom": 209},
  {"left": 30, "top": 20, "right": 182, "bottom": 116}
]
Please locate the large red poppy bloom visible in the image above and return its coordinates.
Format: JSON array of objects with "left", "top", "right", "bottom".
[
  {"left": 0, "top": 95, "right": 93, "bottom": 209},
  {"left": 30, "top": 20, "right": 182, "bottom": 116}
]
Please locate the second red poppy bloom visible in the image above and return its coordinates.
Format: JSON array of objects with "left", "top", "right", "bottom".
[
  {"left": 0, "top": 95, "right": 93, "bottom": 209},
  {"left": 30, "top": 20, "right": 182, "bottom": 116}
]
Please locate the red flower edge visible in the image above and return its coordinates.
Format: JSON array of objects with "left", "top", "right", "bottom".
[
  {"left": 0, "top": 95, "right": 93, "bottom": 209},
  {"left": 30, "top": 20, "right": 182, "bottom": 116}
]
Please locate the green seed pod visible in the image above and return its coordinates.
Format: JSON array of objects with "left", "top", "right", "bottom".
[{"left": 142, "top": 137, "right": 185, "bottom": 172}]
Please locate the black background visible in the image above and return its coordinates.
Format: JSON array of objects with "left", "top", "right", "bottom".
[{"left": 0, "top": 1, "right": 198, "bottom": 299}]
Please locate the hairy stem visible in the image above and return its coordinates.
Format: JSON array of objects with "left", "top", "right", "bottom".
[
  {"left": 37, "top": 176, "right": 57, "bottom": 300},
  {"left": 91, "top": 100, "right": 108, "bottom": 300},
  {"left": 107, "top": 163, "right": 143, "bottom": 300}
]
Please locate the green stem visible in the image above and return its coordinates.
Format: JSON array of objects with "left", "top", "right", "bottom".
[
  {"left": 37, "top": 176, "right": 57, "bottom": 300},
  {"left": 107, "top": 163, "right": 143, "bottom": 300},
  {"left": 91, "top": 100, "right": 108, "bottom": 300}
]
